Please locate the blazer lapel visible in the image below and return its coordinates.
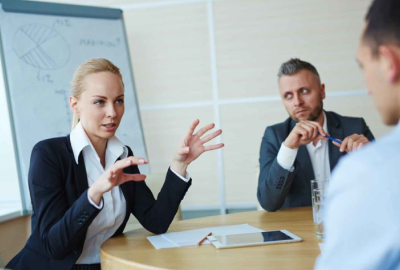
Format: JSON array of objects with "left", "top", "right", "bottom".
[
  {"left": 326, "top": 111, "right": 345, "bottom": 170},
  {"left": 74, "top": 153, "right": 89, "bottom": 195},
  {"left": 67, "top": 135, "right": 89, "bottom": 196}
]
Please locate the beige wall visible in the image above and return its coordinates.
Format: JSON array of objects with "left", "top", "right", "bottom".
[
  {"left": 30, "top": 0, "right": 388, "bottom": 210},
  {"left": 0, "top": 215, "right": 30, "bottom": 265}
]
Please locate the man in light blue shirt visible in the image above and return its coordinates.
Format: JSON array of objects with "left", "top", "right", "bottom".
[{"left": 315, "top": 0, "right": 400, "bottom": 269}]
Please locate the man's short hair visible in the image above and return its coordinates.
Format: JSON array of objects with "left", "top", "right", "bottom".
[
  {"left": 277, "top": 58, "right": 320, "bottom": 82},
  {"left": 364, "top": 0, "right": 400, "bottom": 56}
]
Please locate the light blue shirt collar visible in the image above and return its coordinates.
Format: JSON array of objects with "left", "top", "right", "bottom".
[{"left": 70, "top": 122, "right": 128, "bottom": 164}]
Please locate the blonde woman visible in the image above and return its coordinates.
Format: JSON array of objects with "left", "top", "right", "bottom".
[{"left": 7, "top": 58, "right": 224, "bottom": 270}]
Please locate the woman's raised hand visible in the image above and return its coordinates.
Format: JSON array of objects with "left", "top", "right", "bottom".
[
  {"left": 171, "top": 119, "right": 224, "bottom": 177},
  {"left": 88, "top": 157, "right": 148, "bottom": 205}
]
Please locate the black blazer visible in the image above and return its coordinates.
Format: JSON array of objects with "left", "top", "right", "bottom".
[
  {"left": 6, "top": 136, "right": 191, "bottom": 270},
  {"left": 257, "top": 111, "right": 374, "bottom": 212}
]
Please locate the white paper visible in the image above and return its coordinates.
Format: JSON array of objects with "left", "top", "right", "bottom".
[{"left": 147, "top": 224, "right": 263, "bottom": 249}]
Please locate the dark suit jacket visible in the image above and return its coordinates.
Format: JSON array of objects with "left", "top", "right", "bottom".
[
  {"left": 6, "top": 136, "right": 191, "bottom": 270},
  {"left": 257, "top": 111, "right": 374, "bottom": 212}
]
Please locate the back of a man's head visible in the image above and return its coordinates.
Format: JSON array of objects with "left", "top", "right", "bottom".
[
  {"left": 360, "top": 0, "right": 400, "bottom": 126},
  {"left": 277, "top": 58, "right": 320, "bottom": 83},
  {"left": 364, "top": 0, "right": 400, "bottom": 55}
]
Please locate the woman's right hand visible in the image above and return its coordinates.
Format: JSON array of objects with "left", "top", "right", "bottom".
[{"left": 88, "top": 157, "right": 148, "bottom": 205}]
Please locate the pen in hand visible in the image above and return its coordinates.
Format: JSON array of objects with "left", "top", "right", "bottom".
[
  {"left": 197, "top": 232, "right": 212, "bottom": 246},
  {"left": 318, "top": 131, "right": 342, "bottom": 145}
]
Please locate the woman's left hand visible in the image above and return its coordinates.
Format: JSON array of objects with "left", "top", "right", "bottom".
[{"left": 171, "top": 119, "right": 224, "bottom": 176}]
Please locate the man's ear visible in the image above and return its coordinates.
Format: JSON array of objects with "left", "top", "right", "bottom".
[
  {"left": 69, "top": 96, "right": 79, "bottom": 114},
  {"left": 320, "top": 83, "right": 326, "bottom": 100},
  {"left": 378, "top": 45, "right": 400, "bottom": 84}
]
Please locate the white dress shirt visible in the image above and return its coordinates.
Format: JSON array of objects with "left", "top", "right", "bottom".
[
  {"left": 70, "top": 122, "right": 189, "bottom": 264},
  {"left": 277, "top": 112, "right": 331, "bottom": 180},
  {"left": 314, "top": 121, "right": 400, "bottom": 270}
]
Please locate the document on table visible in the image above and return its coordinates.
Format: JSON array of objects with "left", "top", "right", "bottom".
[{"left": 147, "top": 223, "right": 263, "bottom": 249}]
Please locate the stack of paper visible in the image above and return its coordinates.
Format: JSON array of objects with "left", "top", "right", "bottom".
[{"left": 147, "top": 224, "right": 263, "bottom": 249}]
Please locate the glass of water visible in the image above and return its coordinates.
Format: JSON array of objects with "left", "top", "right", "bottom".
[
  {"left": 310, "top": 179, "right": 328, "bottom": 222},
  {"left": 313, "top": 188, "right": 325, "bottom": 238}
]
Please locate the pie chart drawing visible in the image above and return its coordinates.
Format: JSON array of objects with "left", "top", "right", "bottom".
[{"left": 13, "top": 24, "right": 70, "bottom": 70}]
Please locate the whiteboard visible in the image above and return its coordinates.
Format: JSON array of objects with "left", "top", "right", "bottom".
[{"left": 0, "top": 0, "right": 148, "bottom": 211}]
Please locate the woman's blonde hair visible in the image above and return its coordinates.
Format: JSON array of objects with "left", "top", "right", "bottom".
[{"left": 70, "top": 58, "right": 123, "bottom": 130}]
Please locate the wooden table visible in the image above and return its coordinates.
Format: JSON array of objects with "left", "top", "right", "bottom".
[{"left": 101, "top": 207, "right": 320, "bottom": 270}]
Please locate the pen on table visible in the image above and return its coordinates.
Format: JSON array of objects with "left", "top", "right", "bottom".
[
  {"left": 318, "top": 131, "right": 342, "bottom": 145},
  {"left": 197, "top": 232, "right": 212, "bottom": 246}
]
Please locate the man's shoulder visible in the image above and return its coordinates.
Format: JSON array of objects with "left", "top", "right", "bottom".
[
  {"left": 326, "top": 111, "right": 365, "bottom": 123},
  {"left": 326, "top": 111, "right": 369, "bottom": 135},
  {"left": 265, "top": 117, "right": 292, "bottom": 134}
]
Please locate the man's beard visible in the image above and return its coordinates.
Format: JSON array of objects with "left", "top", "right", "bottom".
[{"left": 290, "top": 101, "right": 323, "bottom": 123}]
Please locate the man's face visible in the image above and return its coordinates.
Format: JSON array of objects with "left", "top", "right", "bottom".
[
  {"left": 278, "top": 69, "right": 325, "bottom": 123},
  {"left": 357, "top": 39, "right": 400, "bottom": 125}
]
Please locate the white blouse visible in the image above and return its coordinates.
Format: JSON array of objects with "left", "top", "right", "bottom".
[
  {"left": 71, "top": 122, "right": 128, "bottom": 264},
  {"left": 70, "top": 122, "right": 189, "bottom": 264}
]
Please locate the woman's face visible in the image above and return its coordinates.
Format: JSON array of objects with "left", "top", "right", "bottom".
[{"left": 71, "top": 71, "right": 125, "bottom": 144}]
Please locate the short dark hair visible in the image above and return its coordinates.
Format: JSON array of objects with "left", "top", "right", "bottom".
[
  {"left": 277, "top": 58, "right": 320, "bottom": 82},
  {"left": 364, "top": 0, "right": 400, "bottom": 56}
]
